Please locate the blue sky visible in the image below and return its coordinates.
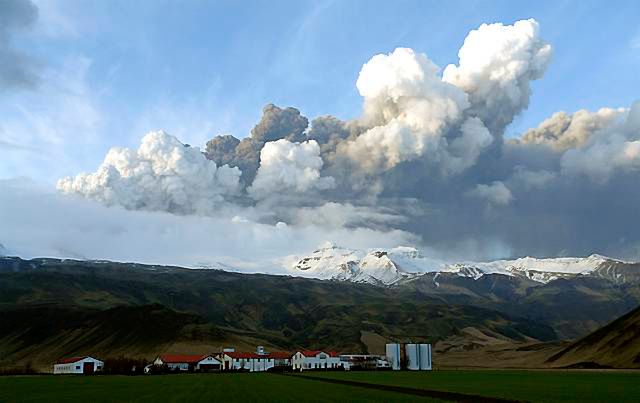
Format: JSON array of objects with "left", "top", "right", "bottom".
[{"left": 2, "top": 0, "right": 639, "bottom": 184}]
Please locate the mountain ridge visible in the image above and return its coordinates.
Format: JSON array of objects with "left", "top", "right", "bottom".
[{"left": 289, "top": 244, "right": 636, "bottom": 287}]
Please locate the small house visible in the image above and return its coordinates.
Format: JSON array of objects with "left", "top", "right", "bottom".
[
  {"left": 217, "top": 352, "right": 275, "bottom": 372},
  {"left": 53, "top": 356, "right": 104, "bottom": 374},
  {"left": 292, "top": 350, "right": 341, "bottom": 371},
  {"left": 153, "top": 354, "right": 220, "bottom": 372}
]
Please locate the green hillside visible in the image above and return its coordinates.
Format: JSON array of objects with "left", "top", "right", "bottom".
[{"left": 0, "top": 257, "right": 557, "bottom": 370}]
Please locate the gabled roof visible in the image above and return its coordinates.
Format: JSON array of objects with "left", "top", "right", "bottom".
[
  {"left": 268, "top": 351, "right": 293, "bottom": 359},
  {"left": 299, "top": 350, "right": 339, "bottom": 357},
  {"left": 223, "top": 352, "right": 262, "bottom": 359},
  {"left": 159, "top": 354, "right": 207, "bottom": 364},
  {"left": 56, "top": 356, "right": 89, "bottom": 364}
]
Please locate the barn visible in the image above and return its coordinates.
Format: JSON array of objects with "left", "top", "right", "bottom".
[
  {"left": 53, "top": 356, "right": 104, "bottom": 374},
  {"left": 292, "top": 350, "right": 341, "bottom": 371},
  {"left": 153, "top": 354, "right": 221, "bottom": 372}
]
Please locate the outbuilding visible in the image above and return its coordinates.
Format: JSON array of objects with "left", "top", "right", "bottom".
[
  {"left": 217, "top": 352, "right": 275, "bottom": 372},
  {"left": 292, "top": 350, "right": 341, "bottom": 371},
  {"left": 154, "top": 354, "right": 220, "bottom": 372},
  {"left": 53, "top": 356, "right": 104, "bottom": 374}
]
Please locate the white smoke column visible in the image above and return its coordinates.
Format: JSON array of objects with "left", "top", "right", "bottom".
[
  {"left": 468, "top": 181, "right": 514, "bottom": 206},
  {"left": 443, "top": 19, "right": 552, "bottom": 133},
  {"left": 340, "top": 47, "right": 470, "bottom": 173},
  {"left": 57, "top": 131, "right": 241, "bottom": 214},
  {"left": 249, "top": 139, "right": 335, "bottom": 199},
  {"left": 559, "top": 102, "right": 640, "bottom": 183},
  {"left": 518, "top": 108, "right": 626, "bottom": 151}
]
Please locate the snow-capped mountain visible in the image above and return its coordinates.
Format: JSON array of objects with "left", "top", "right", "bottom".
[{"left": 290, "top": 244, "right": 633, "bottom": 286}]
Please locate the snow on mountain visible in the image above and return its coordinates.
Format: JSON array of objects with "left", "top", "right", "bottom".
[
  {"left": 289, "top": 244, "right": 626, "bottom": 286},
  {"left": 290, "top": 243, "right": 431, "bottom": 285}
]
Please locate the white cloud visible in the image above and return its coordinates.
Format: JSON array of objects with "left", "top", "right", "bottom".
[
  {"left": 561, "top": 102, "right": 640, "bottom": 183},
  {"left": 57, "top": 131, "right": 241, "bottom": 214},
  {"left": 0, "top": 180, "right": 415, "bottom": 271},
  {"left": 468, "top": 181, "right": 514, "bottom": 206},
  {"left": 249, "top": 139, "right": 335, "bottom": 198},
  {"left": 340, "top": 47, "right": 470, "bottom": 173},
  {"left": 443, "top": 19, "right": 552, "bottom": 132}
]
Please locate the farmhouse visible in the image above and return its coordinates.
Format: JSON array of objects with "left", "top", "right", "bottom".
[
  {"left": 269, "top": 351, "right": 293, "bottom": 368},
  {"left": 217, "top": 352, "right": 275, "bottom": 372},
  {"left": 53, "top": 356, "right": 103, "bottom": 374},
  {"left": 292, "top": 350, "right": 341, "bottom": 371},
  {"left": 153, "top": 354, "right": 221, "bottom": 372}
]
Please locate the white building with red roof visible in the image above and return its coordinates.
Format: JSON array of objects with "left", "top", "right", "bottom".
[
  {"left": 53, "top": 356, "right": 104, "bottom": 374},
  {"left": 292, "top": 350, "right": 341, "bottom": 371},
  {"left": 153, "top": 354, "right": 221, "bottom": 372},
  {"left": 217, "top": 347, "right": 293, "bottom": 372}
]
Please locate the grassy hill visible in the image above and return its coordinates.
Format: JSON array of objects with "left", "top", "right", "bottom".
[
  {"left": 0, "top": 257, "right": 558, "bottom": 370},
  {"left": 546, "top": 305, "right": 640, "bottom": 368}
]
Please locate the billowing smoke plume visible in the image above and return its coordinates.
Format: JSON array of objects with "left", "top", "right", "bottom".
[
  {"left": 205, "top": 104, "right": 309, "bottom": 184},
  {"left": 333, "top": 47, "right": 500, "bottom": 178},
  {"left": 249, "top": 139, "right": 334, "bottom": 198},
  {"left": 561, "top": 102, "right": 640, "bottom": 183},
  {"left": 468, "top": 181, "right": 514, "bottom": 206},
  {"left": 517, "top": 108, "right": 626, "bottom": 151},
  {"left": 443, "top": 19, "right": 552, "bottom": 134},
  {"left": 58, "top": 131, "right": 240, "bottom": 214},
  {"left": 50, "top": 18, "right": 640, "bottom": 261}
]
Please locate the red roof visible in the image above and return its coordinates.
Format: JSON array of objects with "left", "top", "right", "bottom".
[
  {"left": 56, "top": 356, "right": 88, "bottom": 364},
  {"left": 300, "top": 350, "right": 322, "bottom": 357},
  {"left": 299, "top": 350, "right": 339, "bottom": 357},
  {"left": 223, "top": 352, "right": 262, "bottom": 359},
  {"left": 268, "top": 351, "right": 293, "bottom": 359},
  {"left": 159, "top": 354, "right": 207, "bottom": 364}
]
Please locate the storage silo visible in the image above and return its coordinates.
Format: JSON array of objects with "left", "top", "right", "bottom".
[
  {"left": 418, "top": 343, "right": 432, "bottom": 370},
  {"left": 405, "top": 344, "right": 419, "bottom": 370},
  {"left": 385, "top": 343, "right": 401, "bottom": 370}
]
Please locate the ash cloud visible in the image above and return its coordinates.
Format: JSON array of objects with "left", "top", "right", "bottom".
[
  {"left": 51, "top": 18, "right": 640, "bottom": 262},
  {"left": 58, "top": 131, "right": 241, "bottom": 215}
]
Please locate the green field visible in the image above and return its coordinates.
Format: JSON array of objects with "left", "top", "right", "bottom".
[
  {"left": 0, "top": 373, "right": 442, "bottom": 403},
  {"left": 300, "top": 370, "right": 640, "bottom": 402},
  {"left": 1, "top": 370, "right": 639, "bottom": 402}
]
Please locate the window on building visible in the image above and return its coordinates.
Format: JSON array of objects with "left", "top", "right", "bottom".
[{"left": 76, "top": 366, "right": 80, "bottom": 370}]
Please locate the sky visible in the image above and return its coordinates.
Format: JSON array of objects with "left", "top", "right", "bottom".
[
  {"left": 1, "top": 0, "right": 640, "bottom": 268},
  {"left": 2, "top": 0, "right": 639, "bottom": 182}
]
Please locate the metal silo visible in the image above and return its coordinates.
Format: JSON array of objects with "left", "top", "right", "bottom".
[
  {"left": 385, "top": 343, "right": 401, "bottom": 370},
  {"left": 418, "top": 343, "right": 432, "bottom": 370},
  {"left": 405, "top": 344, "right": 419, "bottom": 370}
]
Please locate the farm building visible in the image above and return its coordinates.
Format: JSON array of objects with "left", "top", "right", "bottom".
[
  {"left": 268, "top": 351, "right": 293, "bottom": 368},
  {"left": 53, "top": 356, "right": 103, "bottom": 374},
  {"left": 339, "top": 354, "right": 390, "bottom": 370},
  {"left": 292, "top": 350, "right": 341, "bottom": 371},
  {"left": 217, "top": 351, "right": 275, "bottom": 372},
  {"left": 385, "top": 343, "right": 432, "bottom": 370},
  {"left": 153, "top": 354, "right": 221, "bottom": 372}
]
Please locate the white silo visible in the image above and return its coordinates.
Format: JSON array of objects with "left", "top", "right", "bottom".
[
  {"left": 405, "top": 344, "right": 419, "bottom": 370},
  {"left": 418, "top": 343, "right": 432, "bottom": 370},
  {"left": 385, "top": 343, "right": 401, "bottom": 370}
]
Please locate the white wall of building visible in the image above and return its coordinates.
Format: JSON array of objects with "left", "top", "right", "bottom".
[
  {"left": 292, "top": 352, "right": 341, "bottom": 371},
  {"left": 53, "top": 357, "right": 103, "bottom": 374}
]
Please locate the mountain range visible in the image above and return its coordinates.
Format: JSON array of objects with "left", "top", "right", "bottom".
[
  {"left": 1, "top": 250, "right": 639, "bottom": 371},
  {"left": 290, "top": 244, "right": 639, "bottom": 287}
]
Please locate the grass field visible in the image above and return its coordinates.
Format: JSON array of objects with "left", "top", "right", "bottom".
[
  {"left": 1, "top": 370, "right": 639, "bottom": 402},
  {"left": 301, "top": 370, "right": 640, "bottom": 402},
  {"left": 0, "top": 373, "right": 443, "bottom": 403}
]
